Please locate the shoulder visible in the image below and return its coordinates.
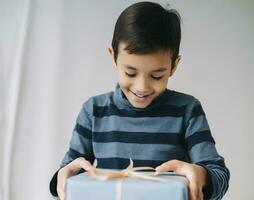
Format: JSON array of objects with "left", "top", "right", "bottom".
[
  {"left": 166, "top": 89, "right": 200, "bottom": 107},
  {"left": 167, "top": 90, "right": 207, "bottom": 125},
  {"left": 82, "top": 90, "right": 114, "bottom": 110}
]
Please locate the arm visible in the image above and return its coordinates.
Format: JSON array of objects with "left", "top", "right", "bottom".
[
  {"left": 184, "top": 99, "right": 230, "bottom": 199},
  {"left": 49, "top": 99, "right": 96, "bottom": 197}
]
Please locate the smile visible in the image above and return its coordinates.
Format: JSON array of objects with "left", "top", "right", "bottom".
[
  {"left": 129, "top": 90, "right": 154, "bottom": 99},
  {"left": 135, "top": 93, "right": 150, "bottom": 98}
]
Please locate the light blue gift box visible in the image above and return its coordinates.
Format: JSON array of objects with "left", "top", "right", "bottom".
[{"left": 66, "top": 171, "right": 188, "bottom": 200}]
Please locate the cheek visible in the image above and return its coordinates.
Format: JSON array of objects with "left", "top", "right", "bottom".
[
  {"left": 118, "top": 73, "right": 132, "bottom": 88},
  {"left": 153, "top": 79, "right": 168, "bottom": 92}
]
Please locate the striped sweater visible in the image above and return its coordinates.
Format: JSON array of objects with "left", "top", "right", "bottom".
[{"left": 50, "top": 84, "right": 230, "bottom": 199}]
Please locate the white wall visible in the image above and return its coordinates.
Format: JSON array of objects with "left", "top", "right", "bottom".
[{"left": 0, "top": 0, "right": 253, "bottom": 199}]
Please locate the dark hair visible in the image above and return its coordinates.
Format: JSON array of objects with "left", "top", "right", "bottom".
[{"left": 111, "top": 1, "right": 181, "bottom": 67}]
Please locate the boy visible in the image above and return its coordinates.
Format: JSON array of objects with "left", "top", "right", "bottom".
[{"left": 50, "top": 2, "right": 230, "bottom": 200}]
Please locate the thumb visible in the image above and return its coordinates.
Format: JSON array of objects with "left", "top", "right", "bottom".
[{"left": 155, "top": 160, "right": 181, "bottom": 172}]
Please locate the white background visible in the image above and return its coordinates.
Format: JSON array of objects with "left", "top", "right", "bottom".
[{"left": 0, "top": 0, "right": 253, "bottom": 199}]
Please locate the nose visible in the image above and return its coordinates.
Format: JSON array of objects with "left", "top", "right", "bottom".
[{"left": 134, "top": 76, "right": 151, "bottom": 95}]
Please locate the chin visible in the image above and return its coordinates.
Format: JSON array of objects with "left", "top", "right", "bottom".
[{"left": 132, "top": 103, "right": 150, "bottom": 109}]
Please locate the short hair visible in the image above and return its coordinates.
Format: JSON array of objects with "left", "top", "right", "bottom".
[{"left": 111, "top": 1, "right": 181, "bottom": 67}]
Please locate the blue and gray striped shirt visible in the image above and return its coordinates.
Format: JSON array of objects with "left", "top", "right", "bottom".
[{"left": 50, "top": 84, "right": 229, "bottom": 199}]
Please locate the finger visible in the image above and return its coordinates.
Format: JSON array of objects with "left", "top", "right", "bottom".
[
  {"left": 155, "top": 160, "right": 182, "bottom": 172},
  {"left": 199, "top": 187, "right": 204, "bottom": 200},
  {"left": 189, "top": 182, "right": 200, "bottom": 200},
  {"left": 77, "top": 157, "right": 97, "bottom": 172},
  {"left": 187, "top": 183, "right": 191, "bottom": 200},
  {"left": 190, "top": 184, "right": 204, "bottom": 200},
  {"left": 71, "top": 157, "right": 95, "bottom": 172}
]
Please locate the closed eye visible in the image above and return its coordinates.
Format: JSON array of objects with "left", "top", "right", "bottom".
[
  {"left": 125, "top": 72, "right": 136, "bottom": 77},
  {"left": 151, "top": 75, "right": 163, "bottom": 80},
  {"left": 125, "top": 72, "right": 163, "bottom": 80}
]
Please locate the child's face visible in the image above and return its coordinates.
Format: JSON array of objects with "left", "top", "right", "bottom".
[{"left": 109, "top": 42, "right": 180, "bottom": 109}]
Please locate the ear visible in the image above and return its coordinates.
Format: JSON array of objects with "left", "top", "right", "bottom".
[
  {"left": 108, "top": 45, "right": 117, "bottom": 68},
  {"left": 169, "top": 55, "right": 181, "bottom": 77}
]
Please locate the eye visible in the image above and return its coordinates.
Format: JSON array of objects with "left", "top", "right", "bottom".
[
  {"left": 125, "top": 72, "right": 163, "bottom": 80},
  {"left": 151, "top": 75, "right": 163, "bottom": 80},
  {"left": 125, "top": 72, "right": 136, "bottom": 77}
]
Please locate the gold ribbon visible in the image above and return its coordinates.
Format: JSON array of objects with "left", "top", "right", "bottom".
[{"left": 88, "top": 159, "right": 164, "bottom": 200}]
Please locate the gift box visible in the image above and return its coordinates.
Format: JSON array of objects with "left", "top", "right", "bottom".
[{"left": 66, "top": 171, "right": 188, "bottom": 200}]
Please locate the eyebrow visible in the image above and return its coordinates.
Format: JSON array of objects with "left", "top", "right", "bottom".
[{"left": 123, "top": 64, "right": 168, "bottom": 72}]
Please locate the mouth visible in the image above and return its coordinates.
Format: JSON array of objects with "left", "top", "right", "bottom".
[{"left": 129, "top": 90, "right": 154, "bottom": 100}]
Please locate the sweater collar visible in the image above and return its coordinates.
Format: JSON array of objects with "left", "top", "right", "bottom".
[{"left": 113, "top": 83, "right": 172, "bottom": 112}]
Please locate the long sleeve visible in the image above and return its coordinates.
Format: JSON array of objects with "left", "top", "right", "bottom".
[
  {"left": 184, "top": 99, "right": 230, "bottom": 200},
  {"left": 49, "top": 99, "right": 95, "bottom": 197}
]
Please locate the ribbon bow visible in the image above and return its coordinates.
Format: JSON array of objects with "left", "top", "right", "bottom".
[{"left": 88, "top": 158, "right": 164, "bottom": 200}]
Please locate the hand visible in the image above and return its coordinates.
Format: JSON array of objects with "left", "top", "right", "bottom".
[
  {"left": 57, "top": 157, "right": 96, "bottom": 200},
  {"left": 155, "top": 160, "right": 208, "bottom": 200}
]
